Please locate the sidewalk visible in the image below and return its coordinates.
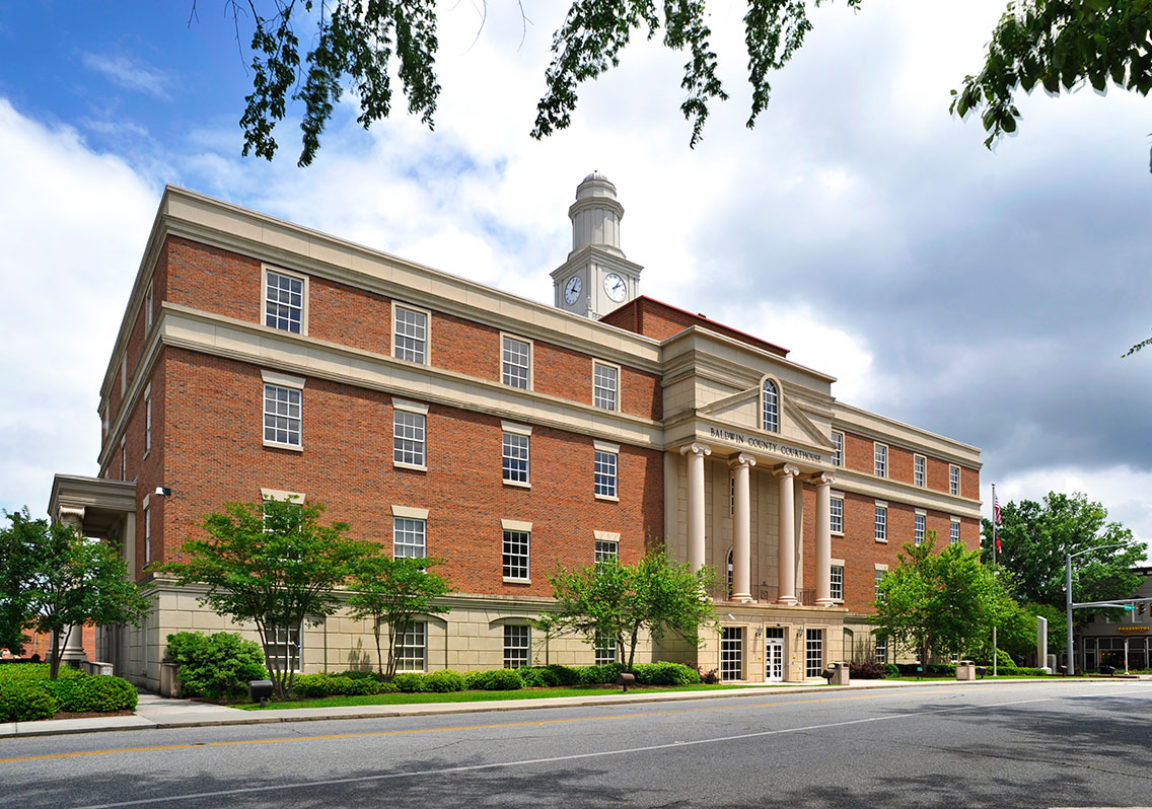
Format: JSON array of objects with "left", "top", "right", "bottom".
[{"left": 2, "top": 676, "right": 1146, "bottom": 739}]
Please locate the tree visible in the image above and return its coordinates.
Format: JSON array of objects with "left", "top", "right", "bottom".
[
  {"left": 0, "top": 509, "right": 150, "bottom": 678},
  {"left": 155, "top": 500, "right": 374, "bottom": 698},
  {"left": 547, "top": 550, "right": 717, "bottom": 672},
  {"left": 982, "top": 491, "right": 1145, "bottom": 619},
  {"left": 218, "top": 0, "right": 862, "bottom": 166},
  {"left": 345, "top": 555, "right": 453, "bottom": 679},
  {"left": 872, "top": 531, "right": 1019, "bottom": 667}
]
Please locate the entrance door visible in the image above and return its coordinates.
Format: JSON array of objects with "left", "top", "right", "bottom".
[{"left": 765, "top": 628, "right": 784, "bottom": 682}]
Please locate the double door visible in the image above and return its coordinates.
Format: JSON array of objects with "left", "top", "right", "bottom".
[{"left": 765, "top": 628, "right": 784, "bottom": 682}]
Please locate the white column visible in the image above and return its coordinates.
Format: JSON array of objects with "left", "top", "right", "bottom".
[
  {"left": 680, "top": 443, "right": 712, "bottom": 572},
  {"left": 729, "top": 453, "right": 756, "bottom": 602},
  {"left": 813, "top": 473, "right": 836, "bottom": 607},
  {"left": 57, "top": 506, "right": 89, "bottom": 663},
  {"left": 774, "top": 464, "right": 800, "bottom": 605}
]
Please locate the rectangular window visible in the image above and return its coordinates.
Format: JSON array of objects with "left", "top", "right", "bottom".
[
  {"left": 268, "top": 625, "right": 302, "bottom": 672},
  {"left": 395, "top": 622, "right": 426, "bottom": 672},
  {"left": 874, "top": 505, "right": 887, "bottom": 542},
  {"left": 874, "top": 443, "right": 887, "bottom": 477},
  {"left": 830, "top": 496, "right": 844, "bottom": 534},
  {"left": 805, "top": 629, "right": 824, "bottom": 678},
  {"left": 831, "top": 431, "right": 844, "bottom": 467},
  {"left": 950, "top": 518, "right": 961, "bottom": 546},
  {"left": 145, "top": 395, "right": 152, "bottom": 455},
  {"left": 720, "top": 627, "right": 744, "bottom": 681},
  {"left": 503, "top": 529, "right": 530, "bottom": 581},
  {"left": 830, "top": 565, "right": 844, "bottom": 601},
  {"left": 949, "top": 465, "right": 961, "bottom": 496},
  {"left": 393, "top": 410, "right": 427, "bottom": 468},
  {"left": 594, "top": 449, "right": 618, "bottom": 498},
  {"left": 502, "top": 432, "right": 530, "bottom": 485},
  {"left": 501, "top": 335, "right": 531, "bottom": 389},
  {"left": 120, "top": 436, "right": 126, "bottom": 481},
  {"left": 263, "top": 383, "right": 302, "bottom": 447},
  {"left": 875, "top": 568, "right": 887, "bottom": 599},
  {"left": 394, "top": 305, "right": 428, "bottom": 364},
  {"left": 594, "top": 631, "right": 617, "bottom": 666},
  {"left": 594, "top": 537, "right": 618, "bottom": 564},
  {"left": 393, "top": 517, "right": 427, "bottom": 559},
  {"left": 504, "top": 625, "right": 530, "bottom": 669},
  {"left": 145, "top": 281, "right": 154, "bottom": 330},
  {"left": 874, "top": 635, "right": 888, "bottom": 664},
  {"left": 914, "top": 513, "right": 926, "bottom": 546},
  {"left": 265, "top": 270, "right": 305, "bottom": 334},
  {"left": 914, "top": 455, "right": 926, "bottom": 487},
  {"left": 144, "top": 503, "right": 151, "bottom": 566},
  {"left": 593, "top": 362, "right": 619, "bottom": 411}
]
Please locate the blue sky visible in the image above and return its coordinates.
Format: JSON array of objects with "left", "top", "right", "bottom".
[{"left": 1, "top": 1, "right": 1151, "bottom": 549}]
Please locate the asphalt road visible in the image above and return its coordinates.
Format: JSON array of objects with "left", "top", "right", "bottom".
[{"left": 2, "top": 680, "right": 1150, "bottom": 809}]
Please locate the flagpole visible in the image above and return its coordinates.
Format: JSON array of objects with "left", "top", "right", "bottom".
[{"left": 992, "top": 483, "right": 998, "bottom": 678}]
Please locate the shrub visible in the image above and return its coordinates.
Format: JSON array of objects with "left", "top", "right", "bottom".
[
  {"left": 425, "top": 670, "right": 465, "bottom": 692},
  {"left": 0, "top": 663, "right": 83, "bottom": 683},
  {"left": 391, "top": 673, "right": 428, "bottom": 693},
  {"left": 848, "top": 660, "right": 887, "bottom": 680},
  {"left": 575, "top": 663, "right": 621, "bottom": 685},
  {"left": 165, "top": 632, "right": 267, "bottom": 699},
  {"left": 632, "top": 661, "right": 699, "bottom": 686},
  {"left": 518, "top": 668, "right": 548, "bottom": 687},
  {"left": 883, "top": 663, "right": 900, "bottom": 679},
  {"left": 464, "top": 670, "right": 492, "bottom": 690},
  {"left": 59, "top": 676, "right": 137, "bottom": 712},
  {"left": 485, "top": 669, "right": 525, "bottom": 690},
  {"left": 689, "top": 663, "right": 720, "bottom": 684},
  {"left": 0, "top": 682, "right": 58, "bottom": 722},
  {"left": 293, "top": 674, "right": 381, "bottom": 698},
  {"left": 544, "top": 664, "right": 581, "bottom": 686}
]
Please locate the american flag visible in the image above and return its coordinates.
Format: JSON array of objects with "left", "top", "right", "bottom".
[{"left": 993, "top": 493, "right": 1002, "bottom": 554}]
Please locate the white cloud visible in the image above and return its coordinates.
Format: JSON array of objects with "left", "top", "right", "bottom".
[{"left": 80, "top": 52, "right": 172, "bottom": 101}]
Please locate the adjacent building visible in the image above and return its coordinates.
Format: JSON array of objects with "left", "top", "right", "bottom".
[{"left": 48, "top": 173, "right": 982, "bottom": 690}]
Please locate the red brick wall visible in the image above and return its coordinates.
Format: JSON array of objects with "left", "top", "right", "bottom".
[{"left": 158, "top": 349, "right": 664, "bottom": 597}]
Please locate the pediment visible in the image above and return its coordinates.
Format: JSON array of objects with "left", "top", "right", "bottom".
[{"left": 698, "top": 383, "right": 834, "bottom": 450}]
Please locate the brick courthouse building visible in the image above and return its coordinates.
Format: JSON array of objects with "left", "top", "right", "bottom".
[{"left": 48, "top": 174, "right": 981, "bottom": 690}]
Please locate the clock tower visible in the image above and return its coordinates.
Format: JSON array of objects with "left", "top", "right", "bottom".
[{"left": 551, "top": 172, "right": 643, "bottom": 319}]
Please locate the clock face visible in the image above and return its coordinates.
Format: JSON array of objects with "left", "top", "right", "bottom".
[
  {"left": 564, "top": 275, "right": 582, "bottom": 305},
  {"left": 603, "top": 272, "right": 627, "bottom": 302}
]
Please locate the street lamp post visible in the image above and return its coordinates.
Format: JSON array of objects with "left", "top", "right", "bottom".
[{"left": 1064, "top": 544, "right": 1126, "bottom": 676}]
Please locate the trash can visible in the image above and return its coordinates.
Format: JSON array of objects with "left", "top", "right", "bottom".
[
  {"left": 825, "top": 661, "right": 850, "bottom": 685},
  {"left": 956, "top": 660, "right": 977, "bottom": 681}
]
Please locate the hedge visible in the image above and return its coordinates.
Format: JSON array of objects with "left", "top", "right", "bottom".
[
  {"left": 0, "top": 666, "right": 136, "bottom": 721},
  {"left": 165, "top": 632, "right": 268, "bottom": 699}
]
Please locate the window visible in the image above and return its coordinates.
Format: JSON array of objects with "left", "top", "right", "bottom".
[
  {"left": 396, "top": 622, "right": 426, "bottom": 672},
  {"left": 504, "top": 625, "right": 530, "bottom": 669},
  {"left": 145, "top": 393, "right": 152, "bottom": 455},
  {"left": 393, "top": 517, "right": 427, "bottom": 559},
  {"left": 831, "top": 431, "right": 844, "bottom": 467},
  {"left": 393, "top": 403, "right": 427, "bottom": 468},
  {"left": 120, "top": 436, "right": 126, "bottom": 481},
  {"left": 830, "top": 565, "right": 844, "bottom": 601},
  {"left": 593, "top": 362, "right": 619, "bottom": 411},
  {"left": 594, "top": 532, "right": 619, "bottom": 564},
  {"left": 594, "top": 447, "right": 618, "bottom": 499},
  {"left": 914, "top": 455, "right": 926, "bottom": 487},
  {"left": 502, "top": 528, "right": 530, "bottom": 581},
  {"left": 950, "top": 518, "right": 961, "bottom": 546},
  {"left": 761, "top": 379, "right": 779, "bottom": 433},
  {"left": 145, "top": 281, "right": 154, "bottom": 330},
  {"left": 874, "top": 504, "right": 887, "bottom": 542},
  {"left": 394, "top": 305, "right": 428, "bottom": 364},
  {"left": 263, "top": 383, "right": 302, "bottom": 448},
  {"left": 720, "top": 627, "right": 744, "bottom": 681},
  {"left": 874, "top": 443, "right": 887, "bottom": 477},
  {"left": 949, "top": 465, "right": 961, "bottom": 496},
  {"left": 875, "top": 568, "right": 887, "bottom": 598},
  {"left": 501, "top": 335, "right": 531, "bottom": 389},
  {"left": 264, "top": 270, "right": 305, "bottom": 334},
  {"left": 830, "top": 496, "right": 844, "bottom": 534},
  {"left": 502, "top": 431, "right": 530, "bottom": 485},
  {"left": 594, "top": 632, "right": 618, "bottom": 666},
  {"left": 874, "top": 634, "right": 888, "bottom": 664},
  {"left": 914, "top": 512, "right": 926, "bottom": 546},
  {"left": 144, "top": 500, "right": 151, "bottom": 566},
  {"left": 267, "top": 625, "right": 301, "bottom": 672},
  {"left": 805, "top": 629, "right": 824, "bottom": 678}
]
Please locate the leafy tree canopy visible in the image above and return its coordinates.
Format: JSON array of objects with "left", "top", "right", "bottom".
[
  {"left": 156, "top": 499, "right": 376, "bottom": 697},
  {"left": 982, "top": 491, "right": 1145, "bottom": 617},
  {"left": 0, "top": 509, "right": 149, "bottom": 678},
  {"left": 547, "top": 549, "right": 716, "bottom": 671},
  {"left": 873, "top": 531, "right": 1019, "bottom": 666}
]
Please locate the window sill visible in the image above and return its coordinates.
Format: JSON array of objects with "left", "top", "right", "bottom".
[
  {"left": 831, "top": 531, "right": 844, "bottom": 538},
  {"left": 503, "top": 577, "right": 531, "bottom": 585},
  {"left": 875, "top": 538, "right": 888, "bottom": 544},
  {"left": 394, "top": 462, "right": 427, "bottom": 472},
  {"left": 263, "top": 440, "right": 303, "bottom": 453},
  {"left": 503, "top": 480, "right": 531, "bottom": 489},
  {"left": 595, "top": 494, "right": 620, "bottom": 503},
  {"left": 142, "top": 450, "right": 150, "bottom": 461}
]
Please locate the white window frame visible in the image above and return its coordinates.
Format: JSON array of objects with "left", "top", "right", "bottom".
[
  {"left": 594, "top": 631, "right": 618, "bottom": 666},
  {"left": 831, "top": 430, "right": 844, "bottom": 467},
  {"left": 950, "top": 517, "right": 961, "bottom": 546},
  {"left": 949, "top": 464, "right": 961, "bottom": 496},
  {"left": 143, "top": 495, "right": 151, "bottom": 566},
  {"left": 805, "top": 629, "right": 824, "bottom": 678},
  {"left": 393, "top": 303, "right": 430, "bottom": 365},
  {"left": 874, "top": 502, "right": 888, "bottom": 543},
  {"left": 874, "top": 443, "right": 888, "bottom": 478},
  {"left": 830, "top": 562, "right": 844, "bottom": 602},
  {"left": 594, "top": 530, "right": 619, "bottom": 564},
  {"left": 874, "top": 634, "right": 888, "bottom": 664},
  {"left": 830, "top": 494, "right": 844, "bottom": 535},
  {"left": 501, "top": 519, "right": 532, "bottom": 583},
  {"left": 500, "top": 334, "right": 532, "bottom": 390},
  {"left": 267, "top": 624, "right": 302, "bottom": 673},
  {"left": 262, "top": 267, "right": 308, "bottom": 335},
  {"left": 761, "top": 378, "right": 780, "bottom": 433},
  {"left": 393, "top": 515, "right": 427, "bottom": 559},
  {"left": 593, "top": 440, "right": 620, "bottom": 501},
  {"left": 874, "top": 564, "right": 888, "bottom": 599},
  {"left": 720, "top": 627, "right": 744, "bottom": 682},
  {"left": 913, "top": 454, "right": 926, "bottom": 487},
  {"left": 144, "top": 384, "right": 152, "bottom": 457},
  {"left": 145, "top": 280, "right": 154, "bottom": 330},
  {"left": 592, "top": 360, "right": 620, "bottom": 412},
  {"left": 914, "top": 511, "right": 926, "bottom": 546},
  {"left": 395, "top": 621, "right": 426, "bottom": 673},
  {"left": 503, "top": 624, "right": 530, "bottom": 669},
  {"left": 261, "top": 371, "right": 305, "bottom": 451},
  {"left": 501, "top": 422, "right": 531, "bottom": 487},
  {"left": 393, "top": 399, "right": 428, "bottom": 470}
]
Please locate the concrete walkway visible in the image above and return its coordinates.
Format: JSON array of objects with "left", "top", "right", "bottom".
[{"left": 2, "top": 676, "right": 1146, "bottom": 739}]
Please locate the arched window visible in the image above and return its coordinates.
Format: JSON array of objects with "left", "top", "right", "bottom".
[
  {"left": 762, "top": 379, "right": 779, "bottom": 433},
  {"left": 726, "top": 549, "right": 734, "bottom": 599}
]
